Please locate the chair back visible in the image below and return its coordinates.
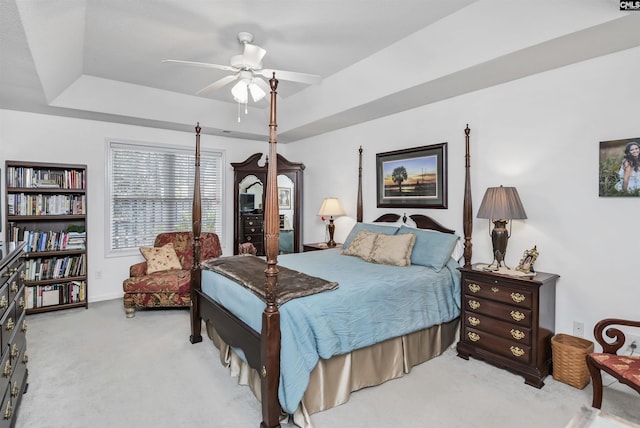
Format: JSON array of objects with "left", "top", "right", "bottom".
[{"left": 154, "top": 232, "right": 222, "bottom": 269}]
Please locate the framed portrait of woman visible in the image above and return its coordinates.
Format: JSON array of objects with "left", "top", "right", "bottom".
[
  {"left": 516, "top": 246, "right": 538, "bottom": 274},
  {"left": 599, "top": 137, "right": 640, "bottom": 197}
]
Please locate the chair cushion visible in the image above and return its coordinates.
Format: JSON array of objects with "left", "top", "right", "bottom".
[
  {"left": 590, "top": 353, "right": 640, "bottom": 386},
  {"left": 140, "top": 243, "right": 182, "bottom": 274},
  {"left": 123, "top": 269, "right": 191, "bottom": 294}
]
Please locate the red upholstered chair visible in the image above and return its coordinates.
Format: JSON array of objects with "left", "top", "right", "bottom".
[
  {"left": 586, "top": 318, "right": 640, "bottom": 409},
  {"left": 122, "top": 232, "right": 222, "bottom": 318}
]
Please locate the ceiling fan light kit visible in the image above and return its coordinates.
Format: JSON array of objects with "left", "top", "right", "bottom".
[{"left": 163, "top": 31, "right": 321, "bottom": 121}]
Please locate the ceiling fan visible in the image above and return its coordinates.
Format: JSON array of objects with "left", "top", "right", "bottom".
[{"left": 163, "top": 32, "right": 321, "bottom": 104}]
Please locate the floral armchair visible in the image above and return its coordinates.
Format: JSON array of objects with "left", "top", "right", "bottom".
[{"left": 123, "top": 232, "right": 222, "bottom": 318}]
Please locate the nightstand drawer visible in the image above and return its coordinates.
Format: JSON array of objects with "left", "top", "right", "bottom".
[
  {"left": 464, "top": 326, "right": 532, "bottom": 364},
  {"left": 464, "top": 313, "right": 532, "bottom": 345},
  {"left": 463, "top": 296, "right": 532, "bottom": 327},
  {"left": 463, "top": 279, "right": 533, "bottom": 309}
]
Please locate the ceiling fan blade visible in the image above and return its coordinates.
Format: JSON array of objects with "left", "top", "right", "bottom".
[
  {"left": 257, "top": 68, "right": 321, "bottom": 85},
  {"left": 196, "top": 75, "right": 239, "bottom": 95},
  {"left": 162, "top": 59, "right": 237, "bottom": 72},
  {"left": 242, "top": 43, "right": 267, "bottom": 68}
]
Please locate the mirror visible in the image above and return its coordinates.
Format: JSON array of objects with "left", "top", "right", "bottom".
[
  {"left": 277, "top": 174, "right": 295, "bottom": 254},
  {"left": 239, "top": 175, "right": 263, "bottom": 213}
]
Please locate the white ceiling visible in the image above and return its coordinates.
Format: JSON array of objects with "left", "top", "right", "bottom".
[{"left": 2, "top": 0, "right": 640, "bottom": 143}]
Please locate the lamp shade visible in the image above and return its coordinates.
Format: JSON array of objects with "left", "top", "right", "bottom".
[
  {"left": 317, "top": 197, "right": 346, "bottom": 217},
  {"left": 231, "top": 79, "right": 249, "bottom": 103},
  {"left": 477, "top": 186, "right": 527, "bottom": 220}
]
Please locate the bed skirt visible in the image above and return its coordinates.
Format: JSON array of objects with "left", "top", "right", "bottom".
[{"left": 205, "top": 317, "right": 459, "bottom": 428}]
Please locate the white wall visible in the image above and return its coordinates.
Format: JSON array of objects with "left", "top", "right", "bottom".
[
  {"left": 0, "top": 111, "right": 266, "bottom": 303},
  {"left": 287, "top": 45, "right": 640, "bottom": 344}
]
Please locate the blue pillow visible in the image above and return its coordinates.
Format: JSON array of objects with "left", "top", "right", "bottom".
[
  {"left": 342, "top": 222, "right": 400, "bottom": 248},
  {"left": 396, "top": 225, "right": 459, "bottom": 272}
]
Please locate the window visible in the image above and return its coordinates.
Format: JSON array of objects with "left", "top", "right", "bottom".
[{"left": 107, "top": 141, "right": 223, "bottom": 254}]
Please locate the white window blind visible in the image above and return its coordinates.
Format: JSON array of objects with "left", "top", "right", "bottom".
[{"left": 108, "top": 141, "right": 223, "bottom": 252}]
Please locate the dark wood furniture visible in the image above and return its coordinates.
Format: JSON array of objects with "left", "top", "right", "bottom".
[
  {"left": 0, "top": 241, "right": 28, "bottom": 427},
  {"left": 587, "top": 318, "right": 640, "bottom": 409},
  {"left": 232, "top": 153, "right": 304, "bottom": 256},
  {"left": 5, "top": 161, "right": 88, "bottom": 313},
  {"left": 457, "top": 265, "right": 559, "bottom": 388},
  {"left": 302, "top": 242, "right": 342, "bottom": 252},
  {"left": 189, "top": 76, "right": 474, "bottom": 427}
]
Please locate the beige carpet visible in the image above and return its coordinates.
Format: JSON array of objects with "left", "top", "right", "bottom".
[{"left": 16, "top": 299, "right": 640, "bottom": 428}]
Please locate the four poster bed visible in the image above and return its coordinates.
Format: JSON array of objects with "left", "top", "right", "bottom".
[{"left": 189, "top": 75, "right": 473, "bottom": 428}]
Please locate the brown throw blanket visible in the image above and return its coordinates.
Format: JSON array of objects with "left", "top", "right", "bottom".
[{"left": 202, "top": 255, "right": 338, "bottom": 306}]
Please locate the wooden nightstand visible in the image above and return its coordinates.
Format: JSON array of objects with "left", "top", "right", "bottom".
[
  {"left": 456, "top": 264, "right": 559, "bottom": 388},
  {"left": 303, "top": 242, "right": 342, "bottom": 252}
]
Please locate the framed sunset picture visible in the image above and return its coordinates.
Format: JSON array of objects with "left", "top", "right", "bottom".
[{"left": 376, "top": 143, "right": 448, "bottom": 208}]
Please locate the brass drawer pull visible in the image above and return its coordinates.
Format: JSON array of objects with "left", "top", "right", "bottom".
[
  {"left": 22, "top": 354, "right": 28, "bottom": 365},
  {"left": 5, "top": 318, "right": 14, "bottom": 332},
  {"left": 11, "top": 381, "right": 19, "bottom": 397},
  {"left": 511, "top": 292, "right": 525, "bottom": 303},
  {"left": 10, "top": 281, "right": 18, "bottom": 293},
  {"left": 510, "top": 311, "right": 526, "bottom": 322},
  {"left": 491, "top": 287, "right": 499, "bottom": 293},
  {"left": 468, "top": 300, "right": 480, "bottom": 310},
  {"left": 3, "top": 361, "right": 11, "bottom": 377},
  {"left": 18, "top": 297, "right": 25, "bottom": 310},
  {"left": 468, "top": 316, "right": 480, "bottom": 327},
  {"left": 468, "top": 283, "right": 480, "bottom": 293},
  {"left": 10, "top": 344, "right": 18, "bottom": 360},
  {"left": 467, "top": 332, "right": 480, "bottom": 342},
  {"left": 0, "top": 296, "right": 7, "bottom": 310},
  {"left": 510, "top": 346, "right": 525, "bottom": 357},
  {"left": 3, "top": 401, "right": 12, "bottom": 420},
  {"left": 21, "top": 320, "right": 27, "bottom": 332},
  {"left": 510, "top": 329, "right": 525, "bottom": 340}
]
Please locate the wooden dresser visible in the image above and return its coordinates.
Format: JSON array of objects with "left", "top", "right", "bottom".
[
  {"left": 0, "top": 242, "right": 28, "bottom": 427},
  {"left": 240, "top": 213, "right": 264, "bottom": 255},
  {"left": 457, "top": 265, "right": 558, "bottom": 388}
]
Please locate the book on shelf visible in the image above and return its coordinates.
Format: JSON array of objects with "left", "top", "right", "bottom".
[{"left": 41, "top": 288, "right": 60, "bottom": 307}]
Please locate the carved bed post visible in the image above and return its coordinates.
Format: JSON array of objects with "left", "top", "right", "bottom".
[
  {"left": 357, "top": 146, "right": 363, "bottom": 223},
  {"left": 463, "top": 125, "right": 473, "bottom": 268},
  {"left": 261, "top": 73, "right": 282, "bottom": 428},
  {"left": 190, "top": 123, "right": 204, "bottom": 343}
]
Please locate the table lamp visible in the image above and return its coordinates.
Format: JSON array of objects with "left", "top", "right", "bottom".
[
  {"left": 476, "top": 185, "right": 527, "bottom": 268},
  {"left": 317, "top": 197, "right": 346, "bottom": 247}
]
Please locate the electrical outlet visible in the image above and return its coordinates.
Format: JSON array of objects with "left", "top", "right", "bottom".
[
  {"left": 624, "top": 334, "right": 640, "bottom": 356},
  {"left": 95, "top": 270, "right": 103, "bottom": 280},
  {"left": 573, "top": 321, "right": 584, "bottom": 337}
]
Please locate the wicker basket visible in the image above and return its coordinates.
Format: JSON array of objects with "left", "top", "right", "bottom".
[{"left": 551, "top": 334, "right": 594, "bottom": 389}]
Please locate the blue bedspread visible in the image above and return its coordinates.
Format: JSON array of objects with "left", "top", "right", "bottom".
[{"left": 201, "top": 248, "right": 461, "bottom": 414}]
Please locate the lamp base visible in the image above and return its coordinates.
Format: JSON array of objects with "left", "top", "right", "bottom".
[
  {"left": 490, "top": 220, "right": 509, "bottom": 268},
  {"left": 327, "top": 218, "right": 337, "bottom": 247}
]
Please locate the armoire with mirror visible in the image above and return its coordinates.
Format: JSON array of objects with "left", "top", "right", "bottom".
[{"left": 232, "top": 153, "right": 304, "bottom": 255}]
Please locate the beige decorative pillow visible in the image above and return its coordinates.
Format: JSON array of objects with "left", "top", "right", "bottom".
[
  {"left": 140, "top": 243, "right": 183, "bottom": 274},
  {"left": 369, "top": 233, "right": 416, "bottom": 267},
  {"left": 341, "top": 230, "right": 378, "bottom": 260}
]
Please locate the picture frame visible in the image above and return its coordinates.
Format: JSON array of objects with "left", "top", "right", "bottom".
[
  {"left": 278, "top": 187, "right": 291, "bottom": 210},
  {"left": 376, "top": 143, "right": 448, "bottom": 208},
  {"left": 599, "top": 137, "right": 640, "bottom": 196},
  {"left": 516, "top": 246, "right": 539, "bottom": 274}
]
